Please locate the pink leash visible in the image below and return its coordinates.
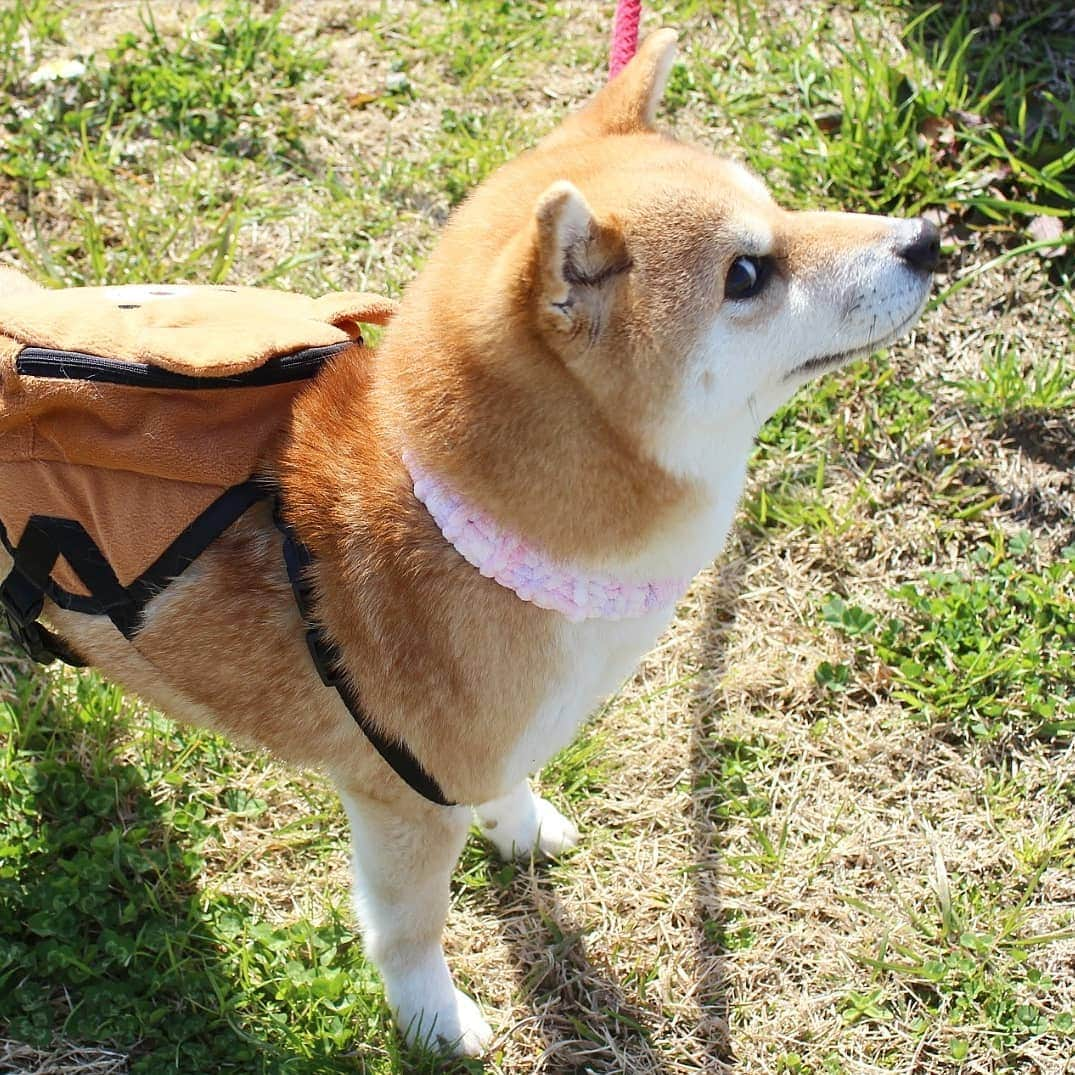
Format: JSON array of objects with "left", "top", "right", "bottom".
[{"left": 609, "top": 0, "right": 641, "bottom": 78}]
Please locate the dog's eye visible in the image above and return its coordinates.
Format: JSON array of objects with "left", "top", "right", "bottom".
[{"left": 724, "top": 255, "right": 769, "bottom": 300}]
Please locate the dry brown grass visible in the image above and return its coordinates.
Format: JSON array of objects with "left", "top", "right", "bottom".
[{"left": 0, "top": 1042, "right": 127, "bottom": 1075}]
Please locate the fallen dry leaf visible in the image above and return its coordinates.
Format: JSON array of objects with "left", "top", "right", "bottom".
[
  {"left": 922, "top": 206, "right": 953, "bottom": 231},
  {"left": 1027, "top": 214, "right": 1067, "bottom": 258},
  {"left": 919, "top": 115, "right": 955, "bottom": 146},
  {"left": 951, "top": 108, "right": 987, "bottom": 129},
  {"left": 346, "top": 91, "right": 380, "bottom": 108}
]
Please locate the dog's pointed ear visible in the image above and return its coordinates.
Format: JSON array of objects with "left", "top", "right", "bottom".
[
  {"left": 532, "top": 181, "right": 630, "bottom": 339},
  {"left": 549, "top": 28, "right": 678, "bottom": 144}
]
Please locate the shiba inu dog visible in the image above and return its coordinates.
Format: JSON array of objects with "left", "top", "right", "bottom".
[{"left": 1, "top": 29, "right": 937, "bottom": 1056}]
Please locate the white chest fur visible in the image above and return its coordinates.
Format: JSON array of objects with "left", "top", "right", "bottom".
[
  {"left": 498, "top": 468, "right": 747, "bottom": 789},
  {"left": 499, "top": 609, "right": 677, "bottom": 787}
]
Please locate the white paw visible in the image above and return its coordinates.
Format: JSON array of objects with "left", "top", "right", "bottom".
[
  {"left": 399, "top": 987, "right": 493, "bottom": 1057},
  {"left": 531, "top": 795, "right": 580, "bottom": 859},
  {"left": 484, "top": 794, "right": 579, "bottom": 861},
  {"left": 448, "top": 989, "right": 495, "bottom": 1056}
]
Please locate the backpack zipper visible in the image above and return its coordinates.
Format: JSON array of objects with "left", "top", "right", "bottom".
[{"left": 15, "top": 340, "right": 353, "bottom": 390}]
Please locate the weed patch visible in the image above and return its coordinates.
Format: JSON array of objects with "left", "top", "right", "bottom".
[
  {"left": 957, "top": 346, "right": 1075, "bottom": 418},
  {"left": 819, "top": 538, "right": 1075, "bottom": 742},
  {"left": 855, "top": 862, "right": 1075, "bottom": 1064},
  {"left": 2, "top": 2, "right": 323, "bottom": 188}
]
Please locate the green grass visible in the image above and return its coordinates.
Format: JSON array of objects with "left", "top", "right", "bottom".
[
  {"left": 1, "top": 1, "right": 1073, "bottom": 1072},
  {"left": 1, "top": 1, "right": 323, "bottom": 183},
  {"left": 0, "top": 671, "right": 490, "bottom": 1074},
  {"left": 818, "top": 536, "right": 1075, "bottom": 741},
  {"left": 673, "top": 0, "right": 1075, "bottom": 225},
  {"left": 957, "top": 346, "right": 1075, "bottom": 418},
  {"left": 852, "top": 856, "right": 1075, "bottom": 1060}
]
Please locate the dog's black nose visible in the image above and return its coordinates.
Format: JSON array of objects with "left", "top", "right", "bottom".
[{"left": 896, "top": 217, "right": 941, "bottom": 273}]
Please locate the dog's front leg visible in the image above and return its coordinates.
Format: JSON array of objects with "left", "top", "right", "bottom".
[
  {"left": 337, "top": 788, "right": 492, "bottom": 1056},
  {"left": 476, "top": 779, "right": 579, "bottom": 860}
]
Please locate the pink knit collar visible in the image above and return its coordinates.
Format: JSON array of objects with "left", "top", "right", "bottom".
[{"left": 403, "top": 453, "right": 688, "bottom": 623}]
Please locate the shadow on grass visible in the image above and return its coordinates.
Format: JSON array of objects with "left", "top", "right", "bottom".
[
  {"left": 997, "top": 408, "right": 1075, "bottom": 475},
  {"left": 0, "top": 649, "right": 389, "bottom": 1075},
  {"left": 685, "top": 559, "right": 751, "bottom": 1073},
  {"left": 462, "top": 848, "right": 681, "bottom": 1072},
  {"left": 985, "top": 406, "right": 1075, "bottom": 551},
  {"left": 462, "top": 569, "right": 747, "bottom": 1072}
]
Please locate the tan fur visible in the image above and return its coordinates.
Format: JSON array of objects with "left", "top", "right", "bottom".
[{"left": 1, "top": 29, "right": 936, "bottom": 1054}]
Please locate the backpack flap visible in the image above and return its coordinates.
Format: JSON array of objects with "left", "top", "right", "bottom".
[{"left": 0, "top": 284, "right": 397, "bottom": 376}]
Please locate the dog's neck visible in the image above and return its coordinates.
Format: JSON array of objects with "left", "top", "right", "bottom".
[{"left": 402, "top": 452, "right": 690, "bottom": 622}]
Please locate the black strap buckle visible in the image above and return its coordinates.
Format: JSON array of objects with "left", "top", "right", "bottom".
[
  {"left": 4, "top": 613, "right": 59, "bottom": 665},
  {"left": 1, "top": 571, "right": 56, "bottom": 665},
  {"left": 1, "top": 566, "right": 45, "bottom": 626}
]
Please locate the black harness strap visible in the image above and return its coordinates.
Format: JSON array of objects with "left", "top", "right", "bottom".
[
  {"left": 273, "top": 501, "right": 455, "bottom": 808},
  {"left": 0, "top": 480, "right": 269, "bottom": 664},
  {"left": 0, "top": 518, "right": 85, "bottom": 665},
  {"left": 1, "top": 479, "right": 455, "bottom": 808},
  {"left": 20, "top": 515, "right": 141, "bottom": 638},
  {"left": 124, "top": 479, "right": 267, "bottom": 611}
]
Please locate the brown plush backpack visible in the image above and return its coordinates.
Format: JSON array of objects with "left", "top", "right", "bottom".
[{"left": 0, "top": 273, "right": 395, "bottom": 664}]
